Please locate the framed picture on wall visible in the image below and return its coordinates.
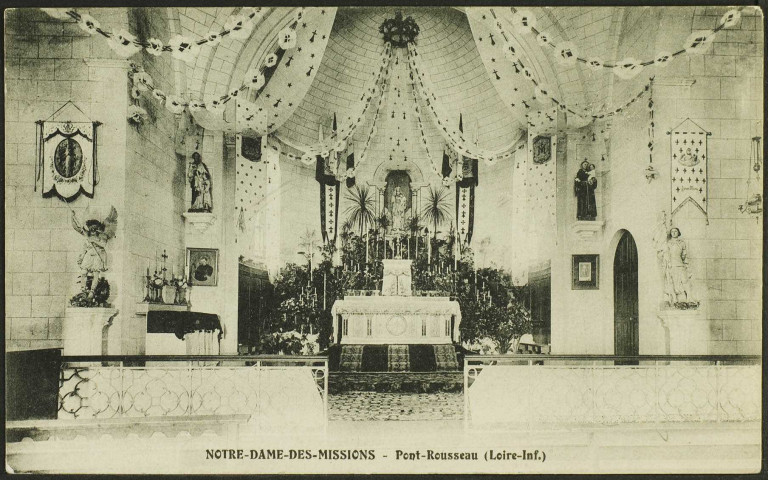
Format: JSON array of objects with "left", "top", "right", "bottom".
[
  {"left": 188, "top": 248, "right": 219, "bottom": 286},
  {"left": 572, "top": 254, "right": 599, "bottom": 290}
]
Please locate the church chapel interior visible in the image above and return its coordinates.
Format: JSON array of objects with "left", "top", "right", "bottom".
[{"left": 5, "top": 6, "right": 764, "bottom": 366}]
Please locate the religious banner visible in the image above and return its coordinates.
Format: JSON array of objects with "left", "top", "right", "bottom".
[
  {"left": 320, "top": 179, "right": 340, "bottom": 245},
  {"left": 36, "top": 103, "right": 99, "bottom": 201},
  {"left": 455, "top": 118, "right": 479, "bottom": 247},
  {"left": 263, "top": 143, "right": 282, "bottom": 277},
  {"left": 235, "top": 135, "right": 267, "bottom": 261},
  {"left": 669, "top": 118, "right": 709, "bottom": 220},
  {"left": 316, "top": 155, "right": 340, "bottom": 244}
]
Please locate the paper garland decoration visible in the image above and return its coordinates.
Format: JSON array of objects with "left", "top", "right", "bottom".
[
  {"left": 473, "top": 8, "right": 658, "bottom": 122},
  {"left": 130, "top": 14, "right": 301, "bottom": 122},
  {"left": 407, "top": 43, "right": 520, "bottom": 165},
  {"left": 491, "top": 7, "right": 744, "bottom": 76},
  {"left": 43, "top": 7, "right": 272, "bottom": 61},
  {"left": 281, "top": 44, "right": 393, "bottom": 168},
  {"left": 249, "top": 7, "right": 337, "bottom": 135}
]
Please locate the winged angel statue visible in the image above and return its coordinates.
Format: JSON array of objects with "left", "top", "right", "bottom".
[{"left": 70, "top": 206, "right": 118, "bottom": 306}]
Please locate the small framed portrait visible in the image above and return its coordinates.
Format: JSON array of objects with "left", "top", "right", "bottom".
[
  {"left": 572, "top": 254, "right": 599, "bottom": 290},
  {"left": 188, "top": 248, "right": 218, "bottom": 286}
]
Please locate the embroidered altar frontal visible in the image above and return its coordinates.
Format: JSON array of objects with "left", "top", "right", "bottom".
[{"left": 331, "top": 296, "right": 462, "bottom": 345}]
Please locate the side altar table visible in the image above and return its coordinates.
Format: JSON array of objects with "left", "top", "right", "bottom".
[{"left": 331, "top": 259, "right": 462, "bottom": 345}]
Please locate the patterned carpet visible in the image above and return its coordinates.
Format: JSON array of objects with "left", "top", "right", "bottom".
[
  {"left": 335, "top": 344, "right": 459, "bottom": 372},
  {"left": 329, "top": 392, "right": 463, "bottom": 421}
]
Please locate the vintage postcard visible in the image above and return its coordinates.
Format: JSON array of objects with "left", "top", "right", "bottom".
[{"left": 4, "top": 4, "right": 763, "bottom": 475}]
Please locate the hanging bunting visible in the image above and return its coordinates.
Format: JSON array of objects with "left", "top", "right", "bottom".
[
  {"left": 131, "top": 10, "right": 297, "bottom": 132},
  {"left": 472, "top": 8, "right": 665, "bottom": 122},
  {"left": 43, "top": 7, "right": 269, "bottom": 61},
  {"left": 473, "top": 6, "right": 746, "bottom": 76},
  {"left": 668, "top": 119, "right": 710, "bottom": 222},
  {"left": 407, "top": 43, "right": 520, "bottom": 164},
  {"left": 276, "top": 44, "right": 393, "bottom": 167},
  {"left": 35, "top": 102, "right": 100, "bottom": 201},
  {"left": 255, "top": 7, "right": 337, "bottom": 135}
]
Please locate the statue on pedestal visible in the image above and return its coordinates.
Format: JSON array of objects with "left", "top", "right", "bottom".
[
  {"left": 574, "top": 160, "right": 597, "bottom": 220},
  {"left": 188, "top": 152, "right": 212, "bottom": 212},
  {"left": 656, "top": 226, "right": 698, "bottom": 309},
  {"left": 70, "top": 206, "right": 118, "bottom": 307}
]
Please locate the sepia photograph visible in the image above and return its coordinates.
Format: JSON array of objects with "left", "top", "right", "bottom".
[{"left": 4, "top": 4, "right": 764, "bottom": 475}]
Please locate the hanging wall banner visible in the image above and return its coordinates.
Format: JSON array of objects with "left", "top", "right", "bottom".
[
  {"left": 316, "top": 155, "right": 340, "bottom": 244},
  {"left": 455, "top": 157, "right": 478, "bottom": 246},
  {"left": 669, "top": 118, "right": 709, "bottom": 220},
  {"left": 320, "top": 181, "right": 340, "bottom": 244},
  {"left": 38, "top": 119, "right": 98, "bottom": 201}
]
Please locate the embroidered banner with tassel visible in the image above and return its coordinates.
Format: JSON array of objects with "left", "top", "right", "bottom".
[{"left": 36, "top": 102, "right": 100, "bottom": 201}]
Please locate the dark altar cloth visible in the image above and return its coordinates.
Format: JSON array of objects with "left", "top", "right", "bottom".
[{"left": 146, "top": 311, "right": 222, "bottom": 340}]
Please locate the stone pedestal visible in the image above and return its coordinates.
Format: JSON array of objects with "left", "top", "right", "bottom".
[
  {"left": 381, "top": 259, "right": 412, "bottom": 296},
  {"left": 657, "top": 308, "right": 708, "bottom": 355},
  {"left": 182, "top": 211, "right": 216, "bottom": 233},
  {"left": 62, "top": 307, "right": 119, "bottom": 356}
]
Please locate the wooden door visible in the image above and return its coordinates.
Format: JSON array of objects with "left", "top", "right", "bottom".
[{"left": 614, "top": 231, "right": 639, "bottom": 361}]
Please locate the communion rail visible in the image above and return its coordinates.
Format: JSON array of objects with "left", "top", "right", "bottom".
[
  {"left": 463, "top": 355, "right": 761, "bottom": 430},
  {"left": 57, "top": 355, "right": 328, "bottom": 429}
]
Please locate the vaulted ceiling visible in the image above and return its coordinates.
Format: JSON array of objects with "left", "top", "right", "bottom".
[{"left": 174, "top": 6, "right": 660, "bottom": 150}]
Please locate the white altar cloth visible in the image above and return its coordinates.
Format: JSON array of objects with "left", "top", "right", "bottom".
[{"left": 331, "top": 296, "right": 461, "bottom": 344}]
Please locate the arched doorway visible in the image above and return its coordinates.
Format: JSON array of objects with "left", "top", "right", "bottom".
[{"left": 614, "top": 231, "right": 639, "bottom": 360}]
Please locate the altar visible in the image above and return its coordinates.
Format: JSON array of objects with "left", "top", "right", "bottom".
[{"left": 331, "top": 259, "right": 462, "bottom": 344}]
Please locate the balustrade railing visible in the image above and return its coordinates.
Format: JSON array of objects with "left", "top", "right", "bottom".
[
  {"left": 463, "top": 355, "right": 761, "bottom": 429},
  {"left": 58, "top": 355, "right": 328, "bottom": 430}
]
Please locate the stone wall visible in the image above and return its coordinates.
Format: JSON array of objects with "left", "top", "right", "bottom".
[
  {"left": 550, "top": 6, "right": 763, "bottom": 355},
  {"left": 5, "top": 8, "right": 130, "bottom": 351},
  {"left": 5, "top": 8, "right": 189, "bottom": 354},
  {"left": 122, "top": 8, "right": 189, "bottom": 354}
]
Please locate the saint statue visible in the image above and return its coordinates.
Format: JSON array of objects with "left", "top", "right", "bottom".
[
  {"left": 574, "top": 160, "right": 597, "bottom": 221},
  {"left": 656, "top": 227, "right": 697, "bottom": 308},
  {"left": 71, "top": 207, "right": 118, "bottom": 293},
  {"left": 188, "top": 152, "right": 213, "bottom": 212},
  {"left": 390, "top": 186, "right": 407, "bottom": 231}
]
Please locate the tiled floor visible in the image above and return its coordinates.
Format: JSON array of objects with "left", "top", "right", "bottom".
[{"left": 329, "top": 391, "right": 463, "bottom": 421}]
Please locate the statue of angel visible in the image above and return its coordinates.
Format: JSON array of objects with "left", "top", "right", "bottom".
[{"left": 71, "top": 206, "right": 118, "bottom": 292}]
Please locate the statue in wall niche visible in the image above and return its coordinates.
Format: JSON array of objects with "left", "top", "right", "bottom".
[
  {"left": 574, "top": 160, "right": 597, "bottom": 221},
  {"left": 656, "top": 227, "right": 699, "bottom": 310},
  {"left": 390, "top": 186, "right": 408, "bottom": 232},
  {"left": 188, "top": 152, "right": 213, "bottom": 212},
  {"left": 70, "top": 207, "right": 118, "bottom": 307}
]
